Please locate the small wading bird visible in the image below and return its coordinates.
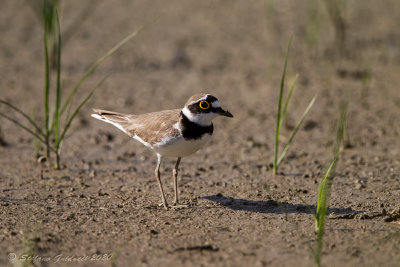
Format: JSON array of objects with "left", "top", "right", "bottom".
[{"left": 91, "top": 94, "right": 233, "bottom": 209}]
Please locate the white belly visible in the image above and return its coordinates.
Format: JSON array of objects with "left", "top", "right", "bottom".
[{"left": 153, "top": 135, "right": 211, "bottom": 157}]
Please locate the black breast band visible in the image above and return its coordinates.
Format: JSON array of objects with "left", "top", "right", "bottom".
[{"left": 180, "top": 112, "right": 213, "bottom": 140}]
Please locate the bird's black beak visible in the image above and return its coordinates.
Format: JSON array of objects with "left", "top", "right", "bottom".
[{"left": 216, "top": 107, "right": 233, "bottom": 118}]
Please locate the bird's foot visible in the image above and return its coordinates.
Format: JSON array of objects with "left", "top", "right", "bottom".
[
  {"left": 171, "top": 202, "right": 189, "bottom": 209},
  {"left": 158, "top": 202, "right": 169, "bottom": 210},
  {"left": 157, "top": 202, "right": 188, "bottom": 210}
]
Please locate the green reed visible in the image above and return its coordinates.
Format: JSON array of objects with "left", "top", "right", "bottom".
[
  {"left": 272, "top": 36, "right": 317, "bottom": 174},
  {"left": 313, "top": 103, "right": 346, "bottom": 266},
  {"left": 0, "top": 2, "right": 156, "bottom": 168}
]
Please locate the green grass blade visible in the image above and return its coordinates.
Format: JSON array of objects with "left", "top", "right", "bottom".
[
  {"left": 314, "top": 158, "right": 336, "bottom": 267},
  {"left": 279, "top": 74, "right": 298, "bottom": 129},
  {"left": 0, "top": 99, "right": 45, "bottom": 137},
  {"left": 273, "top": 35, "right": 293, "bottom": 174},
  {"left": 54, "top": 9, "right": 62, "bottom": 146},
  {"left": 0, "top": 112, "right": 46, "bottom": 145},
  {"left": 57, "top": 74, "right": 110, "bottom": 146},
  {"left": 313, "top": 107, "right": 347, "bottom": 266},
  {"left": 59, "top": 17, "right": 159, "bottom": 117},
  {"left": 43, "top": 8, "right": 51, "bottom": 136},
  {"left": 316, "top": 160, "right": 335, "bottom": 230},
  {"left": 277, "top": 95, "right": 317, "bottom": 166},
  {"left": 316, "top": 178, "right": 326, "bottom": 218}
]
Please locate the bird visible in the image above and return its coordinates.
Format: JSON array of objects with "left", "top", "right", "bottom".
[{"left": 91, "top": 94, "right": 233, "bottom": 209}]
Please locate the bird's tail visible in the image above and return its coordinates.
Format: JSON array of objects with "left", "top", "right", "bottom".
[{"left": 91, "top": 109, "right": 132, "bottom": 136}]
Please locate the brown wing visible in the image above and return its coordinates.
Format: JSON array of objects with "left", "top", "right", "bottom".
[
  {"left": 92, "top": 108, "right": 181, "bottom": 146},
  {"left": 126, "top": 109, "right": 181, "bottom": 145}
]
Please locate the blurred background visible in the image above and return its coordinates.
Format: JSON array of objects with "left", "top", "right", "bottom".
[{"left": 1, "top": 0, "right": 399, "bottom": 161}]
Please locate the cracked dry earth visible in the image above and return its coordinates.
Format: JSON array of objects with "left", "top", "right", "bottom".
[{"left": 1, "top": 0, "right": 400, "bottom": 266}]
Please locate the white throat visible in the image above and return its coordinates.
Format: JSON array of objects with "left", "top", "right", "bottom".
[{"left": 182, "top": 106, "right": 217, "bottom": 126}]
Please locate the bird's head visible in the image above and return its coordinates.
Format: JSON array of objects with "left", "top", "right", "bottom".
[{"left": 182, "top": 94, "right": 233, "bottom": 126}]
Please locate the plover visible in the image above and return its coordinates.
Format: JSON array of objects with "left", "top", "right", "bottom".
[{"left": 91, "top": 94, "right": 233, "bottom": 209}]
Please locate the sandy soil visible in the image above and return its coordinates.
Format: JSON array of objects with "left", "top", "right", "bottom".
[{"left": 1, "top": 1, "right": 400, "bottom": 266}]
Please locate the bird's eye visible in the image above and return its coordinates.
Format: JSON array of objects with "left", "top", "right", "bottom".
[{"left": 199, "top": 100, "right": 210, "bottom": 110}]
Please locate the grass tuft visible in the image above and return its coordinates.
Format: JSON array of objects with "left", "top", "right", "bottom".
[
  {"left": 0, "top": 4, "right": 157, "bottom": 169},
  {"left": 313, "top": 102, "right": 347, "bottom": 266},
  {"left": 272, "top": 36, "right": 317, "bottom": 174}
]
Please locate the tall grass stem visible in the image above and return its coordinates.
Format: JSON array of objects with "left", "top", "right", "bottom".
[
  {"left": 280, "top": 74, "right": 298, "bottom": 129},
  {"left": 54, "top": 9, "right": 62, "bottom": 166},
  {"left": 277, "top": 95, "right": 317, "bottom": 166},
  {"left": 273, "top": 35, "right": 293, "bottom": 174},
  {"left": 272, "top": 36, "right": 315, "bottom": 174},
  {"left": 43, "top": 6, "right": 51, "bottom": 157}
]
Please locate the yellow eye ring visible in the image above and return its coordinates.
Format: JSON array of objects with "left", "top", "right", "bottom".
[{"left": 199, "top": 100, "right": 210, "bottom": 110}]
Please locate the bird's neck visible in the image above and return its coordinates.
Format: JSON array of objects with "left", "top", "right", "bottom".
[
  {"left": 179, "top": 111, "right": 213, "bottom": 140},
  {"left": 181, "top": 106, "right": 216, "bottom": 126}
]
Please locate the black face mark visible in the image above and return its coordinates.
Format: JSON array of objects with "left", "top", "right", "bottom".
[
  {"left": 180, "top": 112, "right": 214, "bottom": 140},
  {"left": 187, "top": 95, "right": 219, "bottom": 114}
]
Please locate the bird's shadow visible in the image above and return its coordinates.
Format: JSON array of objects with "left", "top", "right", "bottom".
[{"left": 203, "top": 194, "right": 361, "bottom": 215}]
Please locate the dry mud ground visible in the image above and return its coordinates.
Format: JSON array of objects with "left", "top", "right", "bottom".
[{"left": 1, "top": 1, "right": 400, "bottom": 266}]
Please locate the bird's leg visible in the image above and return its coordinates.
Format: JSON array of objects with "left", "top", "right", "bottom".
[
  {"left": 154, "top": 154, "right": 168, "bottom": 209},
  {"left": 172, "top": 157, "right": 181, "bottom": 205},
  {"left": 172, "top": 157, "right": 187, "bottom": 208}
]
